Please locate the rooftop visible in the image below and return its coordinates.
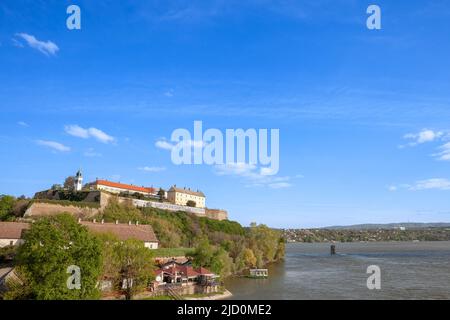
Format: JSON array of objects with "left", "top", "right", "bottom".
[
  {"left": 95, "top": 179, "right": 156, "bottom": 194},
  {"left": 168, "top": 186, "right": 205, "bottom": 197},
  {"left": 80, "top": 221, "right": 159, "bottom": 243},
  {"left": 0, "top": 222, "right": 30, "bottom": 240}
]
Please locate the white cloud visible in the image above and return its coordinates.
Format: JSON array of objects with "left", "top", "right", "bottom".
[
  {"left": 65, "top": 125, "right": 115, "bottom": 144},
  {"left": 155, "top": 138, "right": 205, "bottom": 151},
  {"left": 403, "top": 129, "right": 443, "bottom": 147},
  {"left": 390, "top": 178, "right": 450, "bottom": 191},
  {"left": 410, "top": 178, "right": 450, "bottom": 191},
  {"left": 15, "top": 33, "right": 59, "bottom": 56},
  {"left": 88, "top": 127, "right": 115, "bottom": 144},
  {"left": 138, "top": 166, "right": 166, "bottom": 172},
  {"left": 18, "top": 121, "right": 29, "bottom": 127},
  {"left": 164, "top": 89, "right": 174, "bottom": 97},
  {"left": 36, "top": 140, "right": 70, "bottom": 152},
  {"left": 215, "top": 162, "right": 257, "bottom": 176},
  {"left": 155, "top": 139, "right": 175, "bottom": 150},
  {"left": 215, "top": 162, "right": 294, "bottom": 189},
  {"left": 434, "top": 142, "right": 450, "bottom": 161},
  {"left": 65, "top": 125, "right": 90, "bottom": 138}
]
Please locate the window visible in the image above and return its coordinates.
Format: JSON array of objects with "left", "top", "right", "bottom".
[{"left": 10, "top": 241, "right": 14, "bottom": 246}]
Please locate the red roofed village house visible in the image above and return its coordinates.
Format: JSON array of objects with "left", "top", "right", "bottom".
[
  {"left": 0, "top": 221, "right": 158, "bottom": 249},
  {"left": 80, "top": 220, "right": 159, "bottom": 249},
  {"left": 152, "top": 260, "right": 220, "bottom": 296},
  {"left": 0, "top": 222, "right": 30, "bottom": 248}
]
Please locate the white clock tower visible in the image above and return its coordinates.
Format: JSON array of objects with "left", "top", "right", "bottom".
[{"left": 74, "top": 169, "right": 83, "bottom": 191}]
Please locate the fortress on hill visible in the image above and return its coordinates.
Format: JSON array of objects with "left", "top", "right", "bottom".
[{"left": 26, "top": 170, "right": 228, "bottom": 221}]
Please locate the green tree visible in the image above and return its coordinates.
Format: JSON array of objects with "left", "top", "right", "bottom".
[
  {"left": 101, "top": 197, "right": 143, "bottom": 223},
  {"left": 14, "top": 214, "right": 102, "bottom": 300},
  {"left": 109, "top": 239, "right": 155, "bottom": 300},
  {"left": 0, "top": 195, "right": 16, "bottom": 221},
  {"left": 191, "top": 238, "right": 215, "bottom": 268},
  {"left": 63, "top": 176, "right": 75, "bottom": 190},
  {"left": 211, "top": 248, "right": 233, "bottom": 277},
  {"left": 241, "top": 248, "right": 257, "bottom": 268},
  {"left": 157, "top": 188, "right": 165, "bottom": 202},
  {"left": 186, "top": 200, "right": 196, "bottom": 207}
]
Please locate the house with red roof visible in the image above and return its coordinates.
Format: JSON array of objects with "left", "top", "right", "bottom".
[
  {"left": 88, "top": 179, "right": 157, "bottom": 197},
  {"left": 0, "top": 222, "right": 30, "bottom": 248},
  {"left": 153, "top": 260, "right": 219, "bottom": 287}
]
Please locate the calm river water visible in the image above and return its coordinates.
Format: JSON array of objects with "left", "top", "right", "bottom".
[{"left": 224, "top": 242, "right": 450, "bottom": 299}]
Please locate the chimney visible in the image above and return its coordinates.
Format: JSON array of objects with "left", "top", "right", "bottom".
[
  {"left": 101, "top": 219, "right": 104, "bottom": 224},
  {"left": 128, "top": 221, "right": 131, "bottom": 225},
  {"left": 115, "top": 220, "right": 119, "bottom": 225},
  {"left": 136, "top": 221, "right": 139, "bottom": 226},
  {"left": 93, "top": 219, "right": 96, "bottom": 223},
  {"left": 78, "top": 218, "right": 81, "bottom": 223}
]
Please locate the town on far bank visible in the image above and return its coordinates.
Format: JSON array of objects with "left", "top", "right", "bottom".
[{"left": 0, "top": 169, "right": 285, "bottom": 300}]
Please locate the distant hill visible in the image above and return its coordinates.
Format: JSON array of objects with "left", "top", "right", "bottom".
[{"left": 322, "top": 222, "right": 450, "bottom": 230}]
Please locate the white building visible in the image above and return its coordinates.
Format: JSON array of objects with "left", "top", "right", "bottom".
[
  {"left": 167, "top": 186, "right": 206, "bottom": 208},
  {"left": 88, "top": 179, "right": 157, "bottom": 197},
  {"left": 0, "top": 222, "right": 29, "bottom": 248}
]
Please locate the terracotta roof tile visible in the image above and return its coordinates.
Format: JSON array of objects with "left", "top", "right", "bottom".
[
  {"left": 96, "top": 179, "right": 156, "bottom": 194},
  {"left": 80, "top": 221, "right": 159, "bottom": 243},
  {"left": 0, "top": 222, "right": 30, "bottom": 240}
]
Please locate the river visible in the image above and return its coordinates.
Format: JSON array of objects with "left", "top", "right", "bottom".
[{"left": 224, "top": 241, "right": 450, "bottom": 299}]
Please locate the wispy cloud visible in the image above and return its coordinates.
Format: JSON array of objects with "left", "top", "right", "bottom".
[
  {"left": 14, "top": 33, "right": 59, "bottom": 56},
  {"left": 389, "top": 178, "right": 450, "bottom": 191},
  {"left": 36, "top": 140, "right": 70, "bottom": 152},
  {"left": 138, "top": 166, "right": 166, "bottom": 172},
  {"left": 401, "top": 129, "right": 443, "bottom": 147},
  {"left": 65, "top": 125, "right": 115, "bottom": 144},
  {"left": 17, "top": 121, "right": 29, "bottom": 127},
  {"left": 411, "top": 178, "right": 450, "bottom": 191},
  {"left": 164, "top": 89, "right": 174, "bottom": 97},
  {"left": 214, "top": 162, "right": 295, "bottom": 189},
  {"left": 400, "top": 128, "right": 450, "bottom": 161},
  {"left": 155, "top": 138, "right": 175, "bottom": 150},
  {"left": 155, "top": 138, "right": 205, "bottom": 151},
  {"left": 433, "top": 142, "right": 450, "bottom": 161}
]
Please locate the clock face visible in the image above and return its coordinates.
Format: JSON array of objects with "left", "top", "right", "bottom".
[{"left": 156, "top": 276, "right": 162, "bottom": 282}]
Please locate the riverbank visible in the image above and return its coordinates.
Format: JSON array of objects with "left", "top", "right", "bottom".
[
  {"left": 225, "top": 241, "right": 450, "bottom": 300},
  {"left": 282, "top": 228, "right": 450, "bottom": 243},
  {"left": 184, "top": 290, "right": 233, "bottom": 300}
]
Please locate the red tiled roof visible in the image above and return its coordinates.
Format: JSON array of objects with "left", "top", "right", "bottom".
[
  {"left": 195, "top": 267, "right": 214, "bottom": 275},
  {"left": 0, "top": 222, "right": 30, "bottom": 240},
  {"left": 95, "top": 179, "right": 156, "bottom": 194},
  {"left": 162, "top": 264, "right": 200, "bottom": 278},
  {"left": 80, "top": 221, "right": 159, "bottom": 243}
]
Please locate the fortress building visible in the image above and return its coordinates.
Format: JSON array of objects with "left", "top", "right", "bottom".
[
  {"left": 87, "top": 179, "right": 157, "bottom": 197},
  {"left": 30, "top": 170, "right": 227, "bottom": 221},
  {"left": 167, "top": 186, "right": 206, "bottom": 208}
]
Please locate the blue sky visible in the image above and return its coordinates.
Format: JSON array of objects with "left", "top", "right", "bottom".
[{"left": 1, "top": 0, "right": 450, "bottom": 228}]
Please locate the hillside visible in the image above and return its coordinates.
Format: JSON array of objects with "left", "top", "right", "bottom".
[{"left": 92, "top": 198, "right": 285, "bottom": 277}]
